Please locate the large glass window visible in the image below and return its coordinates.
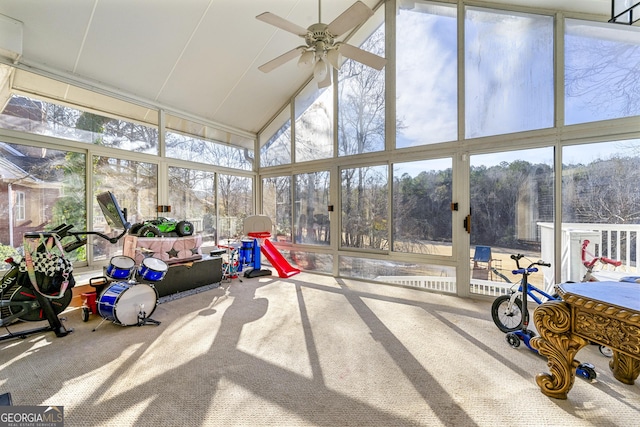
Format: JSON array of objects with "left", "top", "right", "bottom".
[
  {"left": 294, "top": 84, "right": 333, "bottom": 162},
  {"left": 393, "top": 158, "right": 452, "bottom": 256},
  {"left": 465, "top": 8, "right": 554, "bottom": 138},
  {"left": 396, "top": 1, "right": 457, "bottom": 148},
  {"left": 0, "top": 142, "right": 86, "bottom": 263},
  {"left": 559, "top": 139, "right": 640, "bottom": 284},
  {"left": 217, "top": 174, "right": 253, "bottom": 242},
  {"left": 260, "top": 107, "right": 292, "bottom": 168},
  {"left": 470, "top": 148, "right": 554, "bottom": 294},
  {"left": 294, "top": 172, "right": 330, "bottom": 245},
  {"left": 165, "top": 114, "right": 254, "bottom": 170},
  {"left": 168, "top": 167, "right": 217, "bottom": 251},
  {"left": 289, "top": 250, "right": 333, "bottom": 274},
  {"left": 92, "top": 156, "right": 157, "bottom": 261},
  {"left": 263, "top": 176, "right": 292, "bottom": 243},
  {"left": 0, "top": 94, "right": 159, "bottom": 154},
  {"left": 565, "top": 19, "right": 640, "bottom": 125},
  {"left": 338, "top": 23, "right": 385, "bottom": 156},
  {"left": 166, "top": 130, "right": 254, "bottom": 171},
  {"left": 341, "top": 165, "right": 388, "bottom": 250},
  {"left": 339, "top": 255, "right": 456, "bottom": 293}
]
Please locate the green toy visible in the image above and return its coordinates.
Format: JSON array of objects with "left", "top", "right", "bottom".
[{"left": 129, "top": 217, "right": 194, "bottom": 237}]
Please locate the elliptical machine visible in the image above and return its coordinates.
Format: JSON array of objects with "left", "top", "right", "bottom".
[{"left": 0, "top": 192, "right": 130, "bottom": 342}]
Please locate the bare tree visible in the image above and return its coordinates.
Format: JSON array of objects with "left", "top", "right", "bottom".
[{"left": 565, "top": 33, "right": 640, "bottom": 118}]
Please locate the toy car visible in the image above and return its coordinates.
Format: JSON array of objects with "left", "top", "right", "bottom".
[{"left": 129, "top": 217, "right": 194, "bottom": 237}]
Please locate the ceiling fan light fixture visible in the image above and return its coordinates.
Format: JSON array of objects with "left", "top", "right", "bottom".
[
  {"left": 257, "top": 1, "right": 385, "bottom": 76},
  {"left": 298, "top": 50, "right": 315, "bottom": 68},
  {"left": 313, "top": 57, "right": 329, "bottom": 81}
]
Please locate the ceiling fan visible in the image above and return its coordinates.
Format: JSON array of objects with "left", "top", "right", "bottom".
[{"left": 256, "top": 0, "right": 387, "bottom": 88}]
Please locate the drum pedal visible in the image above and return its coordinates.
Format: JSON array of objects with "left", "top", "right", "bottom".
[
  {"left": 137, "top": 312, "right": 161, "bottom": 326},
  {"left": 139, "top": 318, "right": 161, "bottom": 326}
]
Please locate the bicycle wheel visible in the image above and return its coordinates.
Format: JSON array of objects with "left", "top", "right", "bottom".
[{"left": 491, "top": 294, "right": 529, "bottom": 333}]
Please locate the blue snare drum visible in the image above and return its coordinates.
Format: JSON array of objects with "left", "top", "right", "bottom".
[
  {"left": 105, "top": 255, "right": 136, "bottom": 279},
  {"left": 97, "top": 282, "right": 158, "bottom": 326},
  {"left": 138, "top": 257, "right": 168, "bottom": 282}
]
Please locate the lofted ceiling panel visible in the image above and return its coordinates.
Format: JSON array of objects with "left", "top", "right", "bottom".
[
  {"left": 73, "top": 1, "right": 213, "bottom": 100},
  {"left": 0, "top": 0, "right": 611, "bottom": 138}
]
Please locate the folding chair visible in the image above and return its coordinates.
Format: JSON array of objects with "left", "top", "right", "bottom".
[{"left": 471, "top": 245, "right": 501, "bottom": 280}]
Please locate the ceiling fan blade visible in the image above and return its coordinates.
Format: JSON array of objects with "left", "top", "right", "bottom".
[
  {"left": 256, "top": 12, "right": 309, "bottom": 37},
  {"left": 258, "top": 47, "right": 304, "bottom": 73},
  {"left": 337, "top": 43, "right": 387, "bottom": 70},
  {"left": 326, "top": 1, "right": 374, "bottom": 37}
]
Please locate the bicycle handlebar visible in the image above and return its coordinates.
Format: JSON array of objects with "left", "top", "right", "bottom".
[
  {"left": 513, "top": 267, "right": 538, "bottom": 275},
  {"left": 510, "top": 253, "right": 550, "bottom": 274}
]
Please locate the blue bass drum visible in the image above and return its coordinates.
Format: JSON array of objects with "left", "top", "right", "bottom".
[
  {"left": 138, "top": 257, "right": 168, "bottom": 282},
  {"left": 97, "top": 282, "right": 158, "bottom": 326}
]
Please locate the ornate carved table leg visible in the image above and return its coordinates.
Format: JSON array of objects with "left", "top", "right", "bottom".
[
  {"left": 610, "top": 352, "right": 640, "bottom": 385},
  {"left": 530, "top": 300, "right": 589, "bottom": 400}
]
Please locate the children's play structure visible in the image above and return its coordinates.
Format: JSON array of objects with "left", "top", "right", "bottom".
[{"left": 239, "top": 215, "right": 300, "bottom": 279}]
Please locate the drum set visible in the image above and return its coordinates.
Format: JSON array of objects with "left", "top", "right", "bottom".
[{"left": 82, "top": 255, "right": 168, "bottom": 328}]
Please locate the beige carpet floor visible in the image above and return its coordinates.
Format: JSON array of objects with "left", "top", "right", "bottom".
[{"left": 0, "top": 272, "right": 638, "bottom": 426}]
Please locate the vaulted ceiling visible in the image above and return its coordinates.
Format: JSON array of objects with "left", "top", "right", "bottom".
[{"left": 0, "top": 1, "right": 611, "bottom": 139}]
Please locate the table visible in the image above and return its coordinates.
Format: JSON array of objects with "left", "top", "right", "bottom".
[{"left": 530, "top": 281, "right": 640, "bottom": 399}]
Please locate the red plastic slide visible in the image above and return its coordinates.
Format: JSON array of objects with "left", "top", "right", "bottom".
[{"left": 261, "top": 239, "right": 300, "bottom": 278}]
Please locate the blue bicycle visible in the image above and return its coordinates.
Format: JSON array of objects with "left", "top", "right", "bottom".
[
  {"left": 491, "top": 254, "right": 597, "bottom": 380},
  {"left": 490, "top": 255, "right": 555, "bottom": 333}
]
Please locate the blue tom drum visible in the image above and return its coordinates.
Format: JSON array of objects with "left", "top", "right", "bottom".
[
  {"left": 106, "top": 255, "right": 136, "bottom": 279},
  {"left": 138, "top": 257, "right": 169, "bottom": 282}
]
